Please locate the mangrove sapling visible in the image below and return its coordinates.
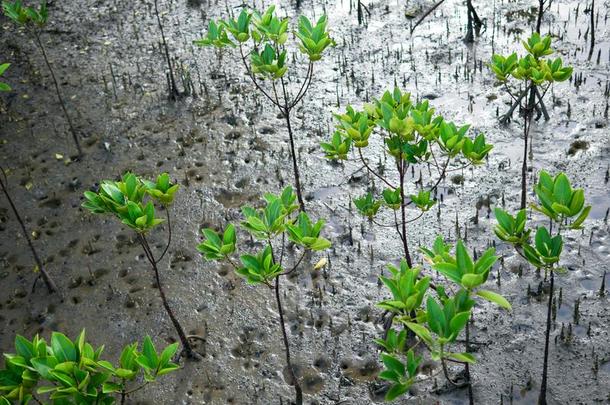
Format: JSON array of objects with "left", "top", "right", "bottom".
[
  {"left": 493, "top": 171, "right": 590, "bottom": 405},
  {"left": 375, "top": 239, "right": 510, "bottom": 402},
  {"left": 194, "top": 6, "right": 335, "bottom": 211},
  {"left": 322, "top": 87, "right": 493, "bottom": 267},
  {"left": 82, "top": 172, "right": 197, "bottom": 359},
  {"left": 0, "top": 166, "right": 59, "bottom": 294},
  {"left": 2, "top": 0, "right": 82, "bottom": 157},
  {"left": 489, "top": 33, "right": 573, "bottom": 209},
  {"left": 0, "top": 330, "right": 179, "bottom": 404},
  {"left": 0, "top": 63, "right": 10, "bottom": 91},
  {"left": 197, "top": 187, "right": 331, "bottom": 405}
]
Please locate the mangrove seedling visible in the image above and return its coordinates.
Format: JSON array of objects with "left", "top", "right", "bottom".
[
  {"left": 0, "top": 63, "right": 10, "bottom": 91},
  {"left": 82, "top": 172, "right": 197, "bottom": 359},
  {"left": 0, "top": 166, "right": 58, "bottom": 294},
  {"left": 489, "top": 33, "right": 573, "bottom": 208},
  {"left": 376, "top": 238, "right": 509, "bottom": 402},
  {"left": 322, "top": 87, "right": 493, "bottom": 267},
  {"left": 195, "top": 6, "right": 335, "bottom": 211},
  {"left": 0, "top": 330, "right": 179, "bottom": 404},
  {"left": 374, "top": 260, "right": 472, "bottom": 401},
  {"left": 2, "top": 0, "right": 82, "bottom": 156},
  {"left": 421, "top": 237, "right": 510, "bottom": 403},
  {"left": 197, "top": 186, "right": 331, "bottom": 405},
  {"left": 493, "top": 170, "right": 590, "bottom": 405}
]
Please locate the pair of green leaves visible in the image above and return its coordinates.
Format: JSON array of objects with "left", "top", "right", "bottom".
[
  {"left": 377, "top": 349, "right": 421, "bottom": 401},
  {"left": 2, "top": 0, "right": 47, "bottom": 27},
  {"left": 83, "top": 172, "right": 177, "bottom": 233},
  {"left": 520, "top": 227, "right": 563, "bottom": 268},
  {"left": 320, "top": 131, "right": 351, "bottom": 160},
  {"left": 285, "top": 212, "right": 331, "bottom": 251},
  {"left": 0, "top": 331, "right": 178, "bottom": 404},
  {"left": 494, "top": 208, "right": 530, "bottom": 245},
  {"left": 251, "top": 44, "right": 287, "bottom": 80},
  {"left": 0, "top": 63, "right": 10, "bottom": 92},
  {"left": 333, "top": 106, "right": 373, "bottom": 148},
  {"left": 353, "top": 192, "right": 381, "bottom": 219},
  {"left": 532, "top": 171, "right": 591, "bottom": 227},
  {"left": 198, "top": 224, "right": 236, "bottom": 260}
]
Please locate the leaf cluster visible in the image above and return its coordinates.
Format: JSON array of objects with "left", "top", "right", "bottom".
[
  {"left": 0, "top": 331, "right": 178, "bottom": 404},
  {"left": 489, "top": 33, "right": 573, "bottom": 85},
  {"left": 82, "top": 173, "right": 178, "bottom": 233},
  {"left": 2, "top": 0, "right": 47, "bottom": 27},
  {"left": 194, "top": 6, "right": 334, "bottom": 80},
  {"left": 494, "top": 171, "right": 590, "bottom": 270},
  {"left": 197, "top": 187, "right": 331, "bottom": 286}
]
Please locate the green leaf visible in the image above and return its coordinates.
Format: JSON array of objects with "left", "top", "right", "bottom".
[
  {"left": 476, "top": 289, "right": 512, "bottom": 310},
  {"left": 142, "top": 336, "right": 158, "bottom": 369},
  {"left": 385, "top": 383, "right": 410, "bottom": 401},
  {"left": 445, "top": 352, "right": 476, "bottom": 364},
  {"left": 50, "top": 333, "right": 77, "bottom": 363}
]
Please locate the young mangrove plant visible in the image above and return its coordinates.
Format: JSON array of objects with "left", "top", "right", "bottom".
[
  {"left": 195, "top": 6, "right": 335, "bottom": 211},
  {"left": 0, "top": 166, "right": 58, "bottom": 294},
  {"left": 0, "top": 330, "right": 179, "bottom": 404},
  {"left": 489, "top": 33, "right": 573, "bottom": 209},
  {"left": 493, "top": 170, "right": 590, "bottom": 405},
  {"left": 375, "top": 239, "right": 510, "bottom": 402},
  {"left": 322, "top": 87, "right": 493, "bottom": 267},
  {"left": 2, "top": 0, "right": 82, "bottom": 156},
  {"left": 197, "top": 186, "right": 331, "bottom": 405},
  {"left": 82, "top": 172, "right": 197, "bottom": 359},
  {"left": 0, "top": 63, "right": 10, "bottom": 91}
]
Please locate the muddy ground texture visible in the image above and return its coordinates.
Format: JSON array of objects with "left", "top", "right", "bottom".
[{"left": 1, "top": 0, "right": 609, "bottom": 403}]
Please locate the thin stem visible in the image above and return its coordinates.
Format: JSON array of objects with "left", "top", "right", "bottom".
[
  {"left": 465, "top": 318, "right": 474, "bottom": 404},
  {"left": 521, "top": 84, "right": 536, "bottom": 209},
  {"left": 538, "top": 270, "right": 554, "bottom": 405},
  {"left": 154, "top": 0, "right": 179, "bottom": 100},
  {"left": 32, "top": 30, "right": 81, "bottom": 156},
  {"left": 0, "top": 167, "right": 58, "bottom": 294},
  {"left": 281, "top": 250, "right": 306, "bottom": 276},
  {"left": 274, "top": 276, "right": 303, "bottom": 405},
  {"left": 238, "top": 44, "right": 282, "bottom": 109},
  {"left": 398, "top": 161, "right": 412, "bottom": 267},
  {"left": 156, "top": 207, "right": 172, "bottom": 263},
  {"left": 289, "top": 62, "right": 313, "bottom": 109},
  {"left": 410, "top": 0, "right": 446, "bottom": 34},
  {"left": 280, "top": 77, "right": 306, "bottom": 212},
  {"left": 536, "top": 0, "right": 545, "bottom": 33},
  {"left": 123, "top": 382, "right": 149, "bottom": 396},
  {"left": 440, "top": 357, "right": 469, "bottom": 388},
  {"left": 358, "top": 148, "right": 396, "bottom": 189},
  {"left": 138, "top": 234, "right": 194, "bottom": 358}
]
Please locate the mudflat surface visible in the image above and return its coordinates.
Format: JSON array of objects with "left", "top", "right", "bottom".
[{"left": 0, "top": 0, "right": 609, "bottom": 403}]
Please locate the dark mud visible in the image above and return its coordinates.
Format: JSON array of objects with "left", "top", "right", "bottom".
[{"left": 0, "top": 0, "right": 609, "bottom": 404}]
